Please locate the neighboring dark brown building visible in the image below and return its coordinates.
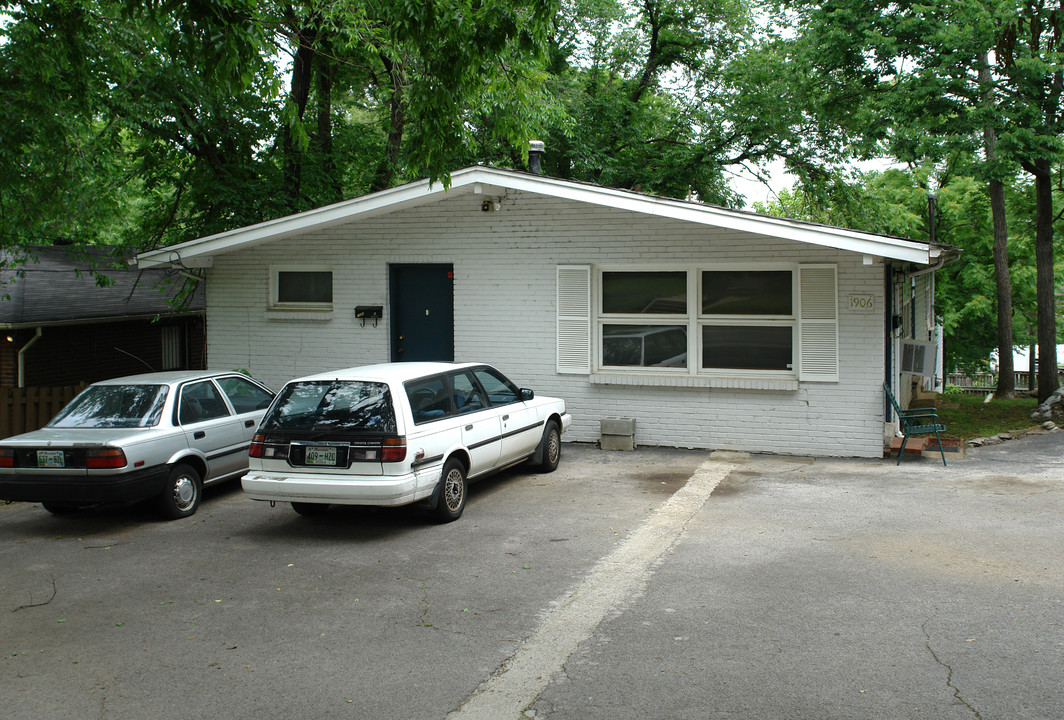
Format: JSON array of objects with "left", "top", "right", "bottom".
[{"left": 1, "top": 246, "right": 206, "bottom": 387}]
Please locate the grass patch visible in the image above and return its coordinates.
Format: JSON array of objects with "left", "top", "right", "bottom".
[{"left": 934, "top": 393, "right": 1040, "bottom": 440}]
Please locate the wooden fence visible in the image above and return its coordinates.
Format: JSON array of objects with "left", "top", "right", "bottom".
[
  {"left": 946, "top": 371, "right": 1064, "bottom": 394},
  {"left": 0, "top": 385, "right": 86, "bottom": 439}
]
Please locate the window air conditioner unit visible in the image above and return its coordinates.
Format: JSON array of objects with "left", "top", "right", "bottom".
[{"left": 900, "top": 340, "right": 936, "bottom": 377}]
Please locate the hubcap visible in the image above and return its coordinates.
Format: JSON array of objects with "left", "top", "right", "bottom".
[
  {"left": 547, "top": 429, "right": 560, "bottom": 464},
  {"left": 444, "top": 468, "right": 464, "bottom": 512},
  {"left": 173, "top": 475, "right": 196, "bottom": 511}
]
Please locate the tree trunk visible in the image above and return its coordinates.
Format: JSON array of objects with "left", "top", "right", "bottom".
[
  {"left": 316, "top": 61, "right": 342, "bottom": 203},
  {"left": 371, "top": 54, "right": 405, "bottom": 193},
  {"left": 988, "top": 175, "right": 1015, "bottom": 397},
  {"left": 282, "top": 26, "right": 317, "bottom": 207},
  {"left": 980, "top": 61, "right": 1015, "bottom": 398},
  {"left": 1032, "top": 158, "right": 1059, "bottom": 402}
]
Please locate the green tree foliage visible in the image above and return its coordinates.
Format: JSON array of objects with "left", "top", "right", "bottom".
[
  {"left": 1, "top": 0, "right": 283, "bottom": 253},
  {"left": 4, "top": 0, "right": 858, "bottom": 256},
  {"left": 1, "top": 0, "right": 556, "bottom": 254},
  {"left": 456, "top": 0, "right": 862, "bottom": 205},
  {"left": 267, "top": 0, "right": 556, "bottom": 200},
  {"left": 777, "top": 0, "right": 1064, "bottom": 400},
  {"left": 1, "top": 2, "right": 143, "bottom": 250}
]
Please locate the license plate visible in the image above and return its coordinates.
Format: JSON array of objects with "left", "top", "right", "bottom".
[
  {"left": 37, "top": 450, "right": 65, "bottom": 468},
  {"left": 305, "top": 446, "right": 338, "bottom": 466}
]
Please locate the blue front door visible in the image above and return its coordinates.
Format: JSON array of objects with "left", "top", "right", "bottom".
[{"left": 389, "top": 264, "right": 455, "bottom": 362}]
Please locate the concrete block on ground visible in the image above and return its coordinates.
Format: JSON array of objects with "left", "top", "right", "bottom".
[{"left": 600, "top": 417, "right": 636, "bottom": 451}]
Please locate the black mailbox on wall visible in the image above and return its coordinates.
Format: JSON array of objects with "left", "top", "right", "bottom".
[{"left": 355, "top": 305, "right": 384, "bottom": 327}]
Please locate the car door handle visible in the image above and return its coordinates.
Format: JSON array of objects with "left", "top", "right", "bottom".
[
  {"left": 502, "top": 414, "right": 509, "bottom": 421},
  {"left": 465, "top": 424, "right": 473, "bottom": 431},
  {"left": 244, "top": 420, "right": 255, "bottom": 428},
  {"left": 193, "top": 431, "right": 206, "bottom": 439}
]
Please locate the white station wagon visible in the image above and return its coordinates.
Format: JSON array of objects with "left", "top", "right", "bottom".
[{"left": 242, "top": 362, "right": 571, "bottom": 522}]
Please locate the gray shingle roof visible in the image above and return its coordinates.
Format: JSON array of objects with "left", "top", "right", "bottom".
[{"left": 0, "top": 246, "right": 204, "bottom": 328}]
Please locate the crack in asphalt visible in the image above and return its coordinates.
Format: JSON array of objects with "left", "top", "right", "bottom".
[{"left": 922, "top": 621, "right": 983, "bottom": 719}]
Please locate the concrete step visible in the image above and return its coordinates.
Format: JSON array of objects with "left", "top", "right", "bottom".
[{"left": 885, "top": 435, "right": 965, "bottom": 460}]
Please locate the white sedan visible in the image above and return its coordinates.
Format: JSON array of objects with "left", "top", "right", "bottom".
[{"left": 242, "top": 362, "right": 571, "bottom": 522}]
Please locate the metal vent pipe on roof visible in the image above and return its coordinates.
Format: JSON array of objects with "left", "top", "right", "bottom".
[{"left": 529, "top": 140, "right": 545, "bottom": 174}]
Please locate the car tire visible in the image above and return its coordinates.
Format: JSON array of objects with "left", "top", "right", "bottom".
[
  {"left": 535, "top": 420, "right": 561, "bottom": 473},
  {"left": 433, "top": 458, "right": 467, "bottom": 523},
  {"left": 291, "top": 502, "right": 329, "bottom": 516},
  {"left": 41, "top": 502, "right": 81, "bottom": 515},
  {"left": 157, "top": 463, "right": 202, "bottom": 520}
]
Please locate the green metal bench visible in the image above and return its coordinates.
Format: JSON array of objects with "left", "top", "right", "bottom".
[{"left": 883, "top": 382, "right": 947, "bottom": 466}]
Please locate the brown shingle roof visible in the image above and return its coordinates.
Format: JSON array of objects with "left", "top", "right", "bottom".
[{"left": 0, "top": 246, "right": 204, "bottom": 328}]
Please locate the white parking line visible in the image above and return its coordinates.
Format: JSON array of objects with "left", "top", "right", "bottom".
[{"left": 447, "top": 459, "right": 735, "bottom": 720}]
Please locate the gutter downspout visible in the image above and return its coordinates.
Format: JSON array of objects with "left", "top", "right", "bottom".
[
  {"left": 898, "top": 250, "right": 953, "bottom": 396},
  {"left": 902, "top": 254, "right": 947, "bottom": 280},
  {"left": 18, "top": 327, "right": 42, "bottom": 388}
]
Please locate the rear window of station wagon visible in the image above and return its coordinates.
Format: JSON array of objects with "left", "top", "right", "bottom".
[{"left": 261, "top": 381, "right": 397, "bottom": 433}]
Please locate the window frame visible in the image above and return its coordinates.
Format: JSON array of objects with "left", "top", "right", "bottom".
[
  {"left": 214, "top": 375, "right": 275, "bottom": 415},
  {"left": 268, "top": 265, "right": 334, "bottom": 310},
  {"left": 176, "top": 380, "right": 233, "bottom": 426},
  {"left": 404, "top": 368, "right": 509, "bottom": 426},
  {"left": 595, "top": 264, "right": 799, "bottom": 379},
  {"left": 697, "top": 265, "right": 797, "bottom": 375},
  {"left": 596, "top": 264, "right": 692, "bottom": 374},
  {"left": 471, "top": 366, "right": 523, "bottom": 407}
]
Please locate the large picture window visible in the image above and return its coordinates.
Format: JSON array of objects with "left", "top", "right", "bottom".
[
  {"left": 270, "top": 266, "right": 333, "bottom": 308},
  {"left": 596, "top": 266, "right": 799, "bottom": 376}
]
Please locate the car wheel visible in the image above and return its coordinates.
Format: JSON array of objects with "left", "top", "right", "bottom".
[
  {"left": 41, "top": 502, "right": 81, "bottom": 515},
  {"left": 291, "top": 502, "right": 329, "bottom": 516},
  {"left": 434, "top": 458, "right": 467, "bottom": 522},
  {"left": 157, "top": 463, "right": 202, "bottom": 520},
  {"left": 536, "top": 420, "right": 561, "bottom": 473}
]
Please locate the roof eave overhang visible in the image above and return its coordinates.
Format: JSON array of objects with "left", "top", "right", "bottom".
[
  {"left": 136, "top": 175, "right": 467, "bottom": 269},
  {"left": 0, "top": 310, "right": 204, "bottom": 330},
  {"left": 137, "top": 166, "right": 937, "bottom": 268}
]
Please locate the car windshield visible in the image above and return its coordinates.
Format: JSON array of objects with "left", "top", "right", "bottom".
[
  {"left": 261, "top": 381, "right": 397, "bottom": 434},
  {"left": 47, "top": 384, "right": 170, "bottom": 429}
]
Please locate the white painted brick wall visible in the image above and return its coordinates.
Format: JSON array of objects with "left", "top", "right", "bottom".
[{"left": 204, "top": 191, "right": 887, "bottom": 458}]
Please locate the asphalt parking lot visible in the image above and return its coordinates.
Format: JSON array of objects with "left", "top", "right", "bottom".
[{"left": 2, "top": 435, "right": 1062, "bottom": 720}]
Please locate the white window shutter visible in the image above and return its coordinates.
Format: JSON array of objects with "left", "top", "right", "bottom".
[
  {"left": 798, "top": 264, "right": 838, "bottom": 382},
  {"left": 557, "top": 265, "right": 591, "bottom": 374}
]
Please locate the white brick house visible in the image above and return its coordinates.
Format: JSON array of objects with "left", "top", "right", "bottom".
[{"left": 138, "top": 166, "right": 950, "bottom": 458}]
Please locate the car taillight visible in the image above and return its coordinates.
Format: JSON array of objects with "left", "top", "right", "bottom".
[
  {"left": 86, "top": 448, "right": 127, "bottom": 469},
  {"left": 0, "top": 449, "right": 13, "bottom": 467},
  {"left": 381, "top": 437, "right": 407, "bottom": 463},
  {"left": 249, "top": 434, "right": 265, "bottom": 458}
]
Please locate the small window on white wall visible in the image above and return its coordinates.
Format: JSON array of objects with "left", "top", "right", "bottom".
[{"left": 270, "top": 266, "right": 333, "bottom": 308}]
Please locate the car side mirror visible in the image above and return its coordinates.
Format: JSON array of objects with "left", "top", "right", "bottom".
[{"left": 520, "top": 388, "right": 535, "bottom": 401}]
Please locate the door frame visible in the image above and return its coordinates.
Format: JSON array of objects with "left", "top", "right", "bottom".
[{"left": 389, "top": 263, "right": 455, "bottom": 362}]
